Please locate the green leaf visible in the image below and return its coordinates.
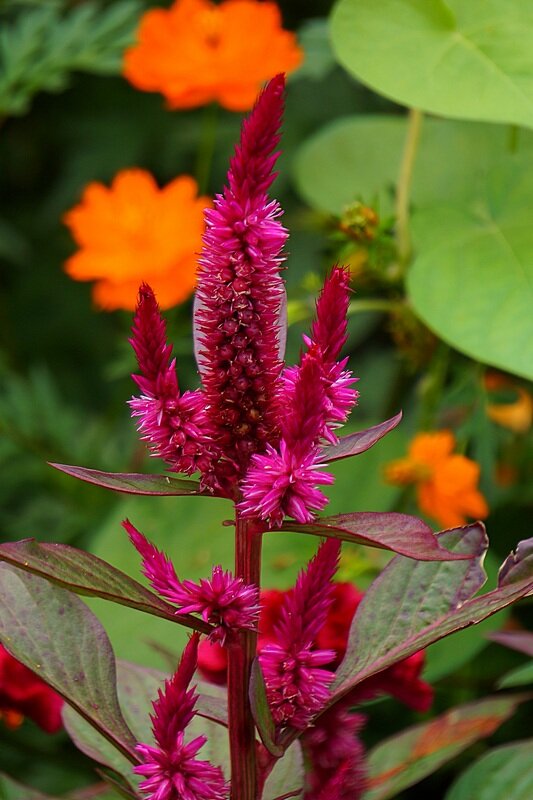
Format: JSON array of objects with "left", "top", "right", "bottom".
[
  {"left": 363, "top": 695, "right": 527, "bottom": 800},
  {"left": 262, "top": 742, "right": 304, "bottom": 800},
  {"left": 445, "top": 739, "right": 533, "bottom": 800},
  {"left": 0, "top": 1, "right": 142, "bottom": 117},
  {"left": 332, "top": 529, "right": 533, "bottom": 704},
  {"left": 51, "top": 463, "right": 206, "bottom": 496},
  {"left": 0, "top": 538, "right": 210, "bottom": 632},
  {"left": 0, "top": 564, "right": 139, "bottom": 764},
  {"left": 423, "top": 552, "right": 507, "bottom": 682},
  {"left": 294, "top": 115, "right": 533, "bottom": 217},
  {"left": 294, "top": 18, "right": 336, "bottom": 81},
  {"left": 250, "top": 659, "right": 283, "bottom": 757},
  {"left": 330, "top": 0, "right": 533, "bottom": 128},
  {"left": 498, "top": 661, "right": 533, "bottom": 689},
  {"left": 408, "top": 157, "right": 533, "bottom": 380}
]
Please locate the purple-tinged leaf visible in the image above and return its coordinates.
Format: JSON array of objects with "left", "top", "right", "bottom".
[
  {"left": 320, "top": 412, "right": 402, "bottom": 463},
  {"left": 364, "top": 695, "right": 527, "bottom": 800},
  {"left": 50, "top": 463, "right": 205, "bottom": 496},
  {"left": 489, "top": 630, "right": 533, "bottom": 658},
  {"left": 330, "top": 528, "right": 533, "bottom": 707},
  {"left": 250, "top": 658, "right": 283, "bottom": 757},
  {"left": 0, "top": 564, "right": 139, "bottom": 764},
  {"left": 0, "top": 538, "right": 211, "bottom": 634},
  {"left": 62, "top": 705, "right": 135, "bottom": 790},
  {"left": 498, "top": 537, "right": 533, "bottom": 590},
  {"left": 280, "top": 512, "right": 471, "bottom": 561}
]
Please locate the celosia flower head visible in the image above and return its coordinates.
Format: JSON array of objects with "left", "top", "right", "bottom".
[
  {"left": 129, "top": 75, "right": 359, "bottom": 526},
  {"left": 124, "top": 520, "right": 259, "bottom": 641},
  {"left": 135, "top": 633, "right": 228, "bottom": 800},
  {"left": 259, "top": 538, "right": 340, "bottom": 729},
  {"left": 385, "top": 430, "right": 489, "bottom": 529},
  {"left": 123, "top": 0, "right": 303, "bottom": 111},
  {"left": 63, "top": 170, "right": 210, "bottom": 310},
  {"left": 0, "top": 644, "right": 63, "bottom": 733}
]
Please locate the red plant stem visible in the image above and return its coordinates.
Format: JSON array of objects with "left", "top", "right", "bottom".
[{"left": 228, "top": 513, "right": 263, "bottom": 800}]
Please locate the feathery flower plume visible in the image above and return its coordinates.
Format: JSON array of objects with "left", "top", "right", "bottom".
[
  {"left": 239, "top": 348, "right": 334, "bottom": 526},
  {"left": 303, "top": 706, "right": 367, "bottom": 800},
  {"left": 194, "top": 73, "right": 287, "bottom": 490},
  {"left": 124, "top": 520, "right": 259, "bottom": 641},
  {"left": 259, "top": 538, "right": 340, "bottom": 729},
  {"left": 129, "top": 284, "right": 214, "bottom": 476},
  {"left": 135, "top": 633, "right": 228, "bottom": 800},
  {"left": 283, "top": 267, "right": 359, "bottom": 443}
]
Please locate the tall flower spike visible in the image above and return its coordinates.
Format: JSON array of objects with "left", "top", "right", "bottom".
[
  {"left": 124, "top": 520, "right": 259, "bottom": 641},
  {"left": 135, "top": 633, "right": 229, "bottom": 800},
  {"left": 239, "top": 347, "right": 334, "bottom": 526},
  {"left": 194, "top": 73, "right": 288, "bottom": 491},
  {"left": 129, "top": 284, "right": 214, "bottom": 476},
  {"left": 283, "top": 266, "right": 359, "bottom": 444},
  {"left": 259, "top": 538, "right": 340, "bottom": 730}
]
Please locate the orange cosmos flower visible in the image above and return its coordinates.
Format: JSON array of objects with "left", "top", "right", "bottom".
[
  {"left": 123, "top": 0, "right": 303, "bottom": 111},
  {"left": 385, "top": 430, "right": 488, "bottom": 529},
  {"left": 63, "top": 169, "right": 211, "bottom": 311}
]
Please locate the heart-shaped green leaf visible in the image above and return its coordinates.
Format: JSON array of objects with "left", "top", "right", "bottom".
[
  {"left": 408, "top": 158, "right": 533, "bottom": 379},
  {"left": 331, "top": 0, "right": 533, "bottom": 128}
]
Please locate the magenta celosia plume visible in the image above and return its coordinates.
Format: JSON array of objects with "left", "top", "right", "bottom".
[
  {"left": 135, "top": 634, "right": 228, "bottom": 800},
  {"left": 124, "top": 519, "right": 259, "bottom": 641},
  {"left": 259, "top": 538, "right": 341, "bottom": 730},
  {"left": 129, "top": 73, "right": 359, "bottom": 527}
]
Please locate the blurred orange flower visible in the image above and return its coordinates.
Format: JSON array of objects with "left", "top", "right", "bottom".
[
  {"left": 123, "top": 0, "right": 303, "bottom": 111},
  {"left": 385, "top": 430, "right": 488, "bottom": 529},
  {"left": 63, "top": 169, "right": 211, "bottom": 311},
  {"left": 484, "top": 372, "right": 533, "bottom": 434}
]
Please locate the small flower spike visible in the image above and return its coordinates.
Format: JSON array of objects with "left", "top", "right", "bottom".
[
  {"left": 135, "top": 633, "right": 229, "bottom": 800},
  {"left": 129, "top": 284, "right": 214, "bottom": 476},
  {"left": 283, "top": 266, "right": 359, "bottom": 444},
  {"left": 239, "top": 348, "right": 334, "bottom": 526},
  {"left": 194, "top": 74, "right": 288, "bottom": 489},
  {"left": 124, "top": 520, "right": 259, "bottom": 641},
  {"left": 259, "top": 538, "right": 340, "bottom": 729}
]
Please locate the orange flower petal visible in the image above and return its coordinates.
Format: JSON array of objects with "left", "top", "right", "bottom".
[
  {"left": 123, "top": 0, "right": 303, "bottom": 111},
  {"left": 409, "top": 430, "right": 456, "bottom": 468},
  {"left": 63, "top": 170, "right": 211, "bottom": 310}
]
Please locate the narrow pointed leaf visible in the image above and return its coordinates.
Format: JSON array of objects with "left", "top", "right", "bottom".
[
  {"left": 364, "top": 695, "right": 528, "bottom": 800},
  {"left": 280, "top": 512, "right": 470, "bottom": 561},
  {"left": 499, "top": 662, "right": 533, "bottom": 689},
  {"left": 489, "top": 630, "right": 533, "bottom": 658},
  {"left": 0, "top": 538, "right": 211, "bottom": 633},
  {"left": 51, "top": 463, "right": 205, "bottom": 496},
  {"left": 0, "top": 564, "right": 139, "bottom": 764},
  {"left": 331, "top": 529, "right": 533, "bottom": 706},
  {"left": 498, "top": 537, "right": 533, "bottom": 588},
  {"left": 250, "top": 658, "right": 283, "bottom": 757},
  {"left": 445, "top": 739, "right": 533, "bottom": 800},
  {"left": 320, "top": 412, "right": 402, "bottom": 463}
]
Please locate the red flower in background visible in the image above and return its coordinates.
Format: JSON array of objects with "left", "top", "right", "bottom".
[
  {"left": 198, "top": 582, "right": 433, "bottom": 713},
  {"left": 0, "top": 644, "right": 63, "bottom": 733}
]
